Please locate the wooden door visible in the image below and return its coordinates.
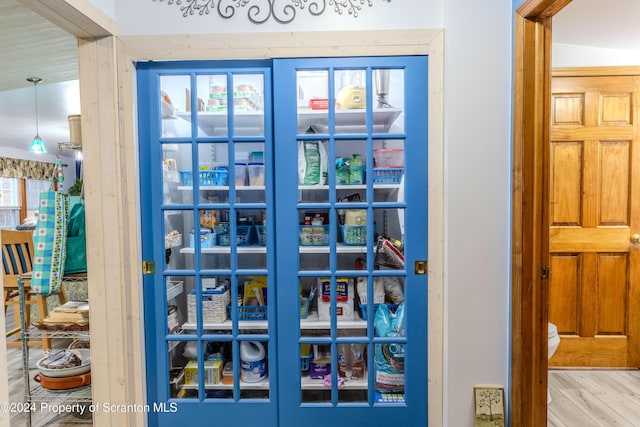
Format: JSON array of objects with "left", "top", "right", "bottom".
[{"left": 549, "top": 74, "right": 640, "bottom": 367}]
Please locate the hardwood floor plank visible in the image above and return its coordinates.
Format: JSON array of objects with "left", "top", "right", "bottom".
[
  {"left": 560, "top": 389, "right": 635, "bottom": 426},
  {"left": 593, "top": 391, "right": 640, "bottom": 425},
  {"left": 548, "top": 370, "right": 589, "bottom": 390},
  {"left": 548, "top": 389, "right": 601, "bottom": 427},
  {"left": 547, "top": 406, "right": 570, "bottom": 427},
  {"left": 548, "top": 370, "right": 640, "bottom": 427},
  {"left": 611, "top": 371, "right": 640, "bottom": 395},
  {"left": 570, "top": 370, "right": 636, "bottom": 395}
]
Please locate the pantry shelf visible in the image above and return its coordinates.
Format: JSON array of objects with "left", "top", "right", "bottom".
[
  {"left": 181, "top": 320, "right": 268, "bottom": 331},
  {"left": 300, "top": 376, "right": 368, "bottom": 390},
  {"left": 177, "top": 185, "right": 265, "bottom": 191},
  {"left": 176, "top": 372, "right": 270, "bottom": 390},
  {"left": 298, "top": 183, "right": 401, "bottom": 191},
  {"left": 179, "top": 244, "right": 368, "bottom": 254},
  {"left": 176, "top": 111, "right": 264, "bottom": 136},
  {"left": 180, "top": 311, "right": 366, "bottom": 331},
  {"left": 166, "top": 281, "right": 184, "bottom": 300},
  {"left": 28, "top": 385, "right": 92, "bottom": 403},
  {"left": 299, "top": 244, "right": 369, "bottom": 254},
  {"left": 176, "top": 374, "right": 369, "bottom": 391},
  {"left": 180, "top": 246, "right": 267, "bottom": 255},
  {"left": 297, "top": 108, "right": 402, "bottom": 133}
]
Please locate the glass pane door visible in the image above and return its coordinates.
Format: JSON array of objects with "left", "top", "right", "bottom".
[
  {"left": 274, "top": 56, "right": 428, "bottom": 426},
  {"left": 139, "top": 56, "right": 427, "bottom": 427},
  {"left": 138, "top": 61, "right": 276, "bottom": 426}
]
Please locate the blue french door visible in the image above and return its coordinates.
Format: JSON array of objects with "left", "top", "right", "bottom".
[
  {"left": 273, "top": 56, "right": 428, "bottom": 427},
  {"left": 138, "top": 55, "right": 428, "bottom": 427},
  {"left": 138, "top": 60, "right": 277, "bottom": 426}
]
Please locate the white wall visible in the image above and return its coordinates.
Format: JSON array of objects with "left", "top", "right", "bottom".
[
  {"left": 108, "top": 0, "right": 513, "bottom": 425},
  {"left": 444, "top": 1, "right": 512, "bottom": 425},
  {"left": 114, "top": 0, "right": 442, "bottom": 34},
  {"left": 88, "top": 0, "right": 115, "bottom": 20},
  {"left": 553, "top": 43, "right": 640, "bottom": 67}
]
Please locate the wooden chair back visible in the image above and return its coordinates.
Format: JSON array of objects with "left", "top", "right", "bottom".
[{"left": 1, "top": 230, "right": 34, "bottom": 290}]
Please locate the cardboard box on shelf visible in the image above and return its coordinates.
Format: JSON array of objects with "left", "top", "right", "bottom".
[{"left": 183, "top": 360, "right": 223, "bottom": 385}]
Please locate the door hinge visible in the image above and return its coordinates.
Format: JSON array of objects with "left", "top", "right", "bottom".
[
  {"left": 414, "top": 260, "right": 428, "bottom": 275},
  {"left": 541, "top": 266, "right": 550, "bottom": 280},
  {"left": 142, "top": 260, "right": 155, "bottom": 275}
]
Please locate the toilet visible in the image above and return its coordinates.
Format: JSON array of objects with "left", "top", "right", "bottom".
[{"left": 547, "top": 322, "right": 560, "bottom": 403}]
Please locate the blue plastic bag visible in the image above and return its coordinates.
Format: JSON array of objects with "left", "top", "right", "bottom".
[{"left": 374, "top": 303, "right": 405, "bottom": 392}]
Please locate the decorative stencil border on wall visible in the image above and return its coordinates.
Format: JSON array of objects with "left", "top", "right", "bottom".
[{"left": 154, "top": 0, "right": 392, "bottom": 24}]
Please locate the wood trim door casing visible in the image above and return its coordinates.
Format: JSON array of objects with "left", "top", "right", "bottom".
[
  {"left": 512, "top": 0, "right": 571, "bottom": 425},
  {"left": 74, "top": 29, "right": 445, "bottom": 427},
  {"left": 553, "top": 66, "right": 640, "bottom": 77},
  {"left": 512, "top": 0, "right": 559, "bottom": 426}
]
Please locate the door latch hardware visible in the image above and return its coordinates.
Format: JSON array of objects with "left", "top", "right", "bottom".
[
  {"left": 541, "top": 266, "right": 550, "bottom": 280},
  {"left": 142, "top": 260, "right": 155, "bottom": 275},
  {"left": 414, "top": 260, "right": 428, "bottom": 275}
]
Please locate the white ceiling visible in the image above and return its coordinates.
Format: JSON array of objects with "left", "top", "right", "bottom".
[
  {"left": 0, "top": 0, "right": 78, "bottom": 160},
  {"left": 553, "top": 0, "right": 640, "bottom": 51},
  {"left": 1, "top": 0, "right": 639, "bottom": 158}
]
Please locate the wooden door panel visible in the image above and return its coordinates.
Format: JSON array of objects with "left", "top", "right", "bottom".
[
  {"left": 550, "top": 142, "right": 582, "bottom": 225},
  {"left": 549, "top": 254, "right": 579, "bottom": 334},
  {"left": 550, "top": 228, "right": 630, "bottom": 252},
  {"left": 550, "top": 74, "right": 640, "bottom": 367},
  {"left": 552, "top": 94, "right": 584, "bottom": 126},
  {"left": 599, "top": 141, "right": 630, "bottom": 225},
  {"left": 551, "top": 127, "right": 633, "bottom": 140},
  {"left": 597, "top": 253, "right": 628, "bottom": 335},
  {"left": 579, "top": 252, "right": 597, "bottom": 338},
  {"left": 551, "top": 337, "right": 626, "bottom": 367},
  {"left": 552, "top": 75, "right": 636, "bottom": 94},
  {"left": 600, "top": 93, "right": 632, "bottom": 125}
]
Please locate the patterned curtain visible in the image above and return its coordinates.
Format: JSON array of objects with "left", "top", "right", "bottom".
[{"left": 0, "top": 157, "right": 55, "bottom": 180}]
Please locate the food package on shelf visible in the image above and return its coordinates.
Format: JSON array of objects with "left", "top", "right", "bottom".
[
  {"left": 183, "top": 360, "right": 223, "bottom": 385},
  {"left": 317, "top": 278, "right": 354, "bottom": 321}
]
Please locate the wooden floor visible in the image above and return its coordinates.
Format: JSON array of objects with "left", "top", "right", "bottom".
[
  {"left": 5, "top": 303, "right": 640, "bottom": 427},
  {"left": 548, "top": 369, "right": 640, "bottom": 426},
  {"left": 5, "top": 304, "right": 92, "bottom": 427}
]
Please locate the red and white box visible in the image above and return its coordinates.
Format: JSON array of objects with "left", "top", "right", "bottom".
[{"left": 317, "top": 278, "right": 354, "bottom": 321}]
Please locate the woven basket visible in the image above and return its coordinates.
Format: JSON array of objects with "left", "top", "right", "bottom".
[{"left": 188, "top": 287, "right": 230, "bottom": 324}]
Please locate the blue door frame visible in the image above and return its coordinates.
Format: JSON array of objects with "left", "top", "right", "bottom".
[{"left": 138, "top": 56, "right": 428, "bottom": 426}]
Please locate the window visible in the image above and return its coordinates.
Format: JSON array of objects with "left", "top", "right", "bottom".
[
  {"left": 0, "top": 178, "right": 20, "bottom": 229},
  {"left": 0, "top": 177, "right": 52, "bottom": 229},
  {"left": 26, "top": 179, "right": 50, "bottom": 218}
]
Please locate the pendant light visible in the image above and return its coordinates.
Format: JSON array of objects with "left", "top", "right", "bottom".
[{"left": 27, "top": 77, "right": 46, "bottom": 154}]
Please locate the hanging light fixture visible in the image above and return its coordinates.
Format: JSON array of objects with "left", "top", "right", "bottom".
[{"left": 27, "top": 77, "right": 46, "bottom": 154}]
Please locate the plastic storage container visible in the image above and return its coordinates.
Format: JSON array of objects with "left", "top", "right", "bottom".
[
  {"left": 214, "top": 166, "right": 229, "bottom": 186},
  {"left": 372, "top": 167, "right": 403, "bottom": 184},
  {"left": 373, "top": 148, "right": 404, "bottom": 168},
  {"left": 339, "top": 225, "right": 368, "bottom": 246},
  {"left": 255, "top": 225, "right": 267, "bottom": 246},
  {"left": 299, "top": 225, "right": 329, "bottom": 246},
  {"left": 216, "top": 225, "right": 254, "bottom": 246},
  {"left": 247, "top": 163, "right": 265, "bottom": 186},
  {"left": 234, "top": 163, "right": 247, "bottom": 186},
  {"left": 249, "top": 151, "right": 264, "bottom": 163},
  {"left": 230, "top": 305, "right": 268, "bottom": 320}
]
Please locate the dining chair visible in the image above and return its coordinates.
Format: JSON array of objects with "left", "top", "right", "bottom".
[{"left": 1, "top": 229, "right": 66, "bottom": 349}]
